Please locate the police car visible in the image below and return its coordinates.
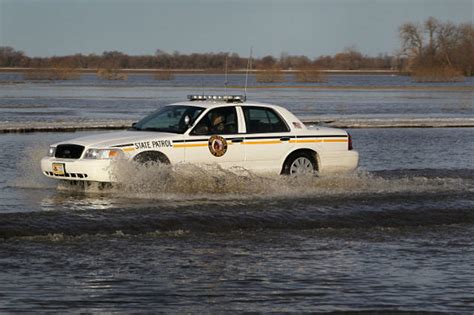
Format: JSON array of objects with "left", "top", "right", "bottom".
[{"left": 41, "top": 95, "right": 359, "bottom": 182}]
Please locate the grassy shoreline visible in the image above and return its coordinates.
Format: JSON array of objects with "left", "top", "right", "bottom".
[
  {"left": 0, "top": 81, "right": 471, "bottom": 91},
  {"left": 229, "top": 85, "right": 474, "bottom": 91}
]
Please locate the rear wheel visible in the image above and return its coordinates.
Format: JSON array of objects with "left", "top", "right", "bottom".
[{"left": 282, "top": 152, "right": 317, "bottom": 175}]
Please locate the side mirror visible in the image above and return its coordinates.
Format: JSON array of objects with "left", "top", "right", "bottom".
[{"left": 130, "top": 122, "right": 138, "bottom": 130}]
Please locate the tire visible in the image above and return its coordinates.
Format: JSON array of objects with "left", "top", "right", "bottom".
[
  {"left": 133, "top": 151, "right": 170, "bottom": 165},
  {"left": 282, "top": 151, "right": 317, "bottom": 175}
]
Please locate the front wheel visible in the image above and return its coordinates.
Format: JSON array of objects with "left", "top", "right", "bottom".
[
  {"left": 133, "top": 151, "right": 170, "bottom": 165},
  {"left": 282, "top": 152, "right": 317, "bottom": 175}
]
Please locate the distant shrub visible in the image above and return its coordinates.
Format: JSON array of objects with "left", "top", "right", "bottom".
[
  {"left": 256, "top": 67, "right": 285, "bottom": 83},
  {"left": 97, "top": 68, "right": 128, "bottom": 80},
  {"left": 294, "top": 69, "right": 327, "bottom": 83},
  {"left": 412, "top": 66, "right": 465, "bottom": 82},
  {"left": 23, "top": 67, "right": 80, "bottom": 80},
  {"left": 153, "top": 71, "right": 174, "bottom": 80}
]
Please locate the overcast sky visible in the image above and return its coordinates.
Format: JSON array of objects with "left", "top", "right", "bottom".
[{"left": 0, "top": 0, "right": 472, "bottom": 57}]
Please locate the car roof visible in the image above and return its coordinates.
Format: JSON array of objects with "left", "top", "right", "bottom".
[{"left": 168, "top": 100, "right": 287, "bottom": 111}]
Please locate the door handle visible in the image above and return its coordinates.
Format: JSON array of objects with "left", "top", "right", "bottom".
[
  {"left": 280, "top": 137, "right": 290, "bottom": 141},
  {"left": 231, "top": 138, "right": 243, "bottom": 143}
]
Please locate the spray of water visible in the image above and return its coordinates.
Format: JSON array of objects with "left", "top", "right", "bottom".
[
  {"left": 106, "top": 160, "right": 471, "bottom": 200},
  {"left": 13, "top": 143, "right": 55, "bottom": 189}
]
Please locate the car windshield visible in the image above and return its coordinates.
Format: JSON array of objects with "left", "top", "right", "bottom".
[{"left": 131, "top": 105, "right": 205, "bottom": 134}]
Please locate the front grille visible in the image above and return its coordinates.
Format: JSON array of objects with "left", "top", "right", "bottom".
[
  {"left": 45, "top": 171, "right": 88, "bottom": 179},
  {"left": 55, "top": 144, "right": 85, "bottom": 159}
]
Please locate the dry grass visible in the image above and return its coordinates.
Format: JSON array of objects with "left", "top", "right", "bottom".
[
  {"left": 255, "top": 68, "right": 285, "bottom": 83},
  {"left": 23, "top": 67, "right": 80, "bottom": 80},
  {"left": 294, "top": 69, "right": 327, "bottom": 83},
  {"left": 153, "top": 71, "right": 174, "bottom": 80},
  {"left": 225, "top": 85, "right": 472, "bottom": 91},
  {"left": 412, "top": 65, "right": 465, "bottom": 82},
  {"left": 97, "top": 68, "right": 128, "bottom": 80}
]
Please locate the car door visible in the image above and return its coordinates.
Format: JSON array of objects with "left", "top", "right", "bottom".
[
  {"left": 183, "top": 106, "right": 245, "bottom": 167},
  {"left": 241, "top": 106, "right": 294, "bottom": 171}
]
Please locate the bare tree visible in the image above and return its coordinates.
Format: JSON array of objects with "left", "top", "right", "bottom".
[
  {"left": 259, "top": 55, "right": 277, "bottom": 69},
  {"left": 424, "top": 17, "right": 440, "bottom": 61},
  {"left": 436, "top": 21, "right": 460, "bottom": 67},
  {"left": 399, "top": 22, "right": 424, "bottom": 58},
  {"left": 456, "top": 23, "right": 474, "bottom": 76},
  {"left": 399, "top": 17, "right": 473, "bottom": 80}
]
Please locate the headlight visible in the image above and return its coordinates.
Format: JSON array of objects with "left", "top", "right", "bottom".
[
  {"left": 84, "top": 148, "right": 124, "bottom": 160},
  {"left": 48, "top": 146, "right": 56, "bottom": 157}
]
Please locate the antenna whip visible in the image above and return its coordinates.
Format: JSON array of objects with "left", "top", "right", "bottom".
[
  {"left": 224, "top": 55, "right": 228, "bottom": 95},
  {"left": 244, "top": 47, "right": 253, "bottom": 101}
]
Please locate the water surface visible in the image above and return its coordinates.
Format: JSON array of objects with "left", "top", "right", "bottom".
[
  {"left": 0, "top": 128, "right": 473, "bottom": 312},
  {"left": 0, "top": 75, "right": 473, "bottom": 312}
]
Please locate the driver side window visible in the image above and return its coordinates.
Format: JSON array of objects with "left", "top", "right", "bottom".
[{"left": 191, "top": 107, "right": 238, "bottom": 135}]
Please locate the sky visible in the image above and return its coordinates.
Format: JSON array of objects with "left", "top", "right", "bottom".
[{"left": 0, "top": 0, "right": 472, "bottom": 58}]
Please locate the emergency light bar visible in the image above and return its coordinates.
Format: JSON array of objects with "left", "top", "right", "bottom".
[{"left": 187, "top": 95, "right": 246, "bottom": 102}]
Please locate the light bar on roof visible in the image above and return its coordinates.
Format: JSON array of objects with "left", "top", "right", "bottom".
[{"left": 187, "top": 95, "right": 246, "bottom": 102}]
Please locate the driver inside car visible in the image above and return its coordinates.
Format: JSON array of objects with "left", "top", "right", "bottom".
[
  {"left": 193, "top": 111, "right": 227, "bottom": 135},
  {"left": 210, "top": 113, "right": 225, "bottom": 133}
]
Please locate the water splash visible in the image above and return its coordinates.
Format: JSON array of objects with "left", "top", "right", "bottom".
[
  {"left": 12, "top": 143, "right": 55, "bottom": 189},
  {"left": 11, "top": 146, "right": 473, "bottom": 201},
  {"left": 2, "top": 153, "right": 473, "bottom": 239},
  {"left": 104, "top": 160, "right": 472, "bottom": 200}
]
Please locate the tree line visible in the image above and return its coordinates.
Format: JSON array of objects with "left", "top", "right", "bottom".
[
  {"left": 399, "top": 17, "right": 473, "bottom": 77},
  {"left": 0, "top": 17, "right": 471, "bottom": 76},
  {"left": 0, "top": 47, "right": 396, "bottom": 71}
]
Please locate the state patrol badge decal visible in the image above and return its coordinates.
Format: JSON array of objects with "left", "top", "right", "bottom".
[{"left": 208, "top": 135, "right": 228, "bottom": 157}]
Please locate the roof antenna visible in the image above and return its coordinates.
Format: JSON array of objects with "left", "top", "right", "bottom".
[
  {"left": 244, "top": 47, "right": 253, "bottom": 101},
  {"left": 201, "top": 74, "right": 205, "bottom": 97},
  {"left": 224, "top": 55, "right": 228, "bottom": 96}
]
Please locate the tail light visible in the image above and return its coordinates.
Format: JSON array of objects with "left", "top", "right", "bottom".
[{"left": 348, "top": 133, "right": 353, "bottom": 150}]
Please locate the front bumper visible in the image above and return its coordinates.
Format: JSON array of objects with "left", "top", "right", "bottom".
[{"left": 41, "top": 157, "right": 116, "bottom": 182}]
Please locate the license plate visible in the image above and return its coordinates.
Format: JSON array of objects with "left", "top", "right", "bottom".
[{"left": 52, "top": 163, "right": 65, "bottom": 176}]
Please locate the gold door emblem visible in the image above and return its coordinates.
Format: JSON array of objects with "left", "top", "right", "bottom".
[{"left": 208, "top": 135, "right": 228, "bottom": 157}]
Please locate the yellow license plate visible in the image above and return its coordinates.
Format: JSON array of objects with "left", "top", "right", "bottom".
[{"left": 52, "top": 163, "right": 65, "bottom": 175}]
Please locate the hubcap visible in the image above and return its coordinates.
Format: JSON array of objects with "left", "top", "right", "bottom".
[{"left": 289, "top": 157, "right": 314, "bottom": 175}]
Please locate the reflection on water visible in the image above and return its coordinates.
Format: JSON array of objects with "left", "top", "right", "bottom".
[{"left": 40, "top": 194, "right": 117, "bottom": 211}]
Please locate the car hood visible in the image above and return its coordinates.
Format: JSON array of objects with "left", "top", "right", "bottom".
[{"left": 54, "top": 131, "right": 182, "bottom": 148}]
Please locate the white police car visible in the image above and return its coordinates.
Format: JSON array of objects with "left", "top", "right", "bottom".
[{"left": 41, "top": 95, "right": 358, "bottom": 182}]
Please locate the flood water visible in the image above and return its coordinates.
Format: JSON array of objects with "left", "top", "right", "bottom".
[
  {"left": 1, "top": 73, "right": 473, "bottom": 126},
  {"left": 0, "top": 75, "right": 473, "bottom": 312}
]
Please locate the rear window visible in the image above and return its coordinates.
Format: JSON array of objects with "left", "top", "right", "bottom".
[{"left": 243, "top": 107, "right": 289, "bottom": 133}]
